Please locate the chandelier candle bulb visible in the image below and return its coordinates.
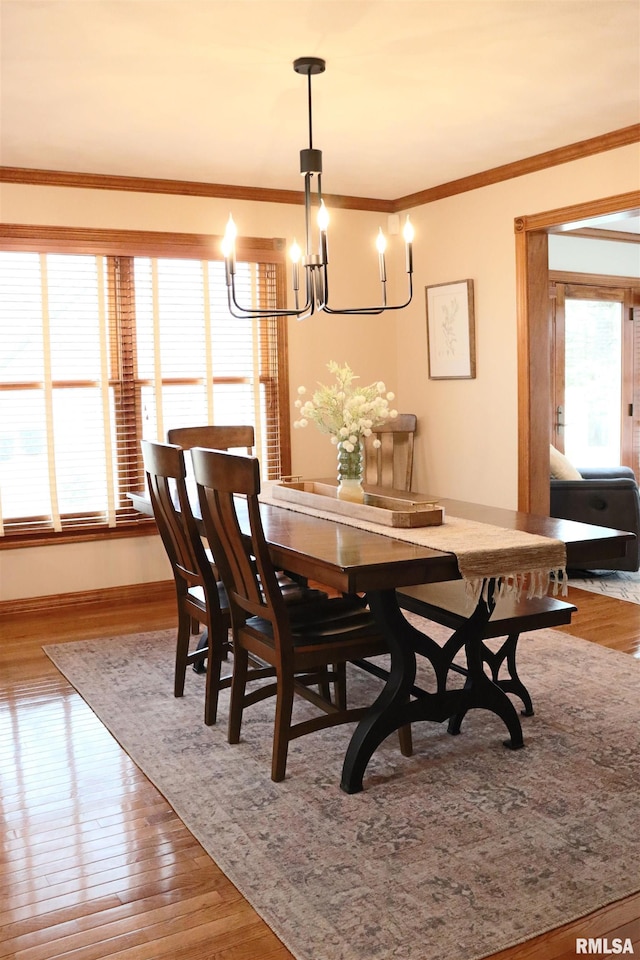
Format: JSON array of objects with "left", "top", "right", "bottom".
[
  {"left": 289, "top": 239, "right": 301, "bottom": 292},
  {"left": 376, "top": 228, "right": 387, "bottom": 283},
  {"left": 222, "top": 215, "right": 237, "bottom": 280},
  {"left": 317, "top": 200, "right": 329, "bottom": 264},
  {"left": 403, "top": 217, "right": 414, "bottom": 274}
]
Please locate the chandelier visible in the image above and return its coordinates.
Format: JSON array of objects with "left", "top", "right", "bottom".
[{"left": 221, "top": 57, "right": 414, "bottom": 320}]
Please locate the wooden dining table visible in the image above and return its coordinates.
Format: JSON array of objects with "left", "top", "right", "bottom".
[{"left": 130, "top": 484, "right": 634, "bottom": 793}]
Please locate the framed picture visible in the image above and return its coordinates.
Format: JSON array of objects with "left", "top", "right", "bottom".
[{"left": 425, "top": 279, "right": 476, "bottom": 379}]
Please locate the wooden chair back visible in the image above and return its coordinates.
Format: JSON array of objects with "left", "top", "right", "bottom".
[
  {"left": 141, "top": 439, "right": 231, "bottom": 724},
  {"left": 191, "top": 447, "right": 288, "bottom": 642},
  {"left": 363, "top": 413, "right": 417, "bottom": 490},
  {"left": 167, "top": 424, "right": 254, "bottom": 454},
  {"left": 142, "top": 440, "right": 215, "bottom": 598}
]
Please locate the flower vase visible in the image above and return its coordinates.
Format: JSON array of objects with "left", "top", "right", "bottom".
[{"left": 336, "top": 440, "right": 365, "bottom": 503}]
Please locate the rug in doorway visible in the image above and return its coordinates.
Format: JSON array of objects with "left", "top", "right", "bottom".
[{"left": 568, "top": 568, "right": 640, "bottom": 604}]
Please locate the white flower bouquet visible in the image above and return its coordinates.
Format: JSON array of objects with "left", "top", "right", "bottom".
[{"left": 293, "top": 361, "right": 397, "bottom": 452}]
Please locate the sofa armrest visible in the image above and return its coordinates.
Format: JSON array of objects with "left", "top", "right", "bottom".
[
  {"left": 576, "top": 466, "right": 637, "bottom": 481},
  {"left": 550, "top": 478, "right": 639, "bottom": 534},
  {"left": 550, "top": 477, "right": 640, "bottom": 570}
]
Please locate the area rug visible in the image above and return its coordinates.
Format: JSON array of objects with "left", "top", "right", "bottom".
[
  {"left": 568, "top": 568, "right": 640, "bottom": 604},
  {"left": 44, "top": 623, "right": 640, "bottom": 960}
]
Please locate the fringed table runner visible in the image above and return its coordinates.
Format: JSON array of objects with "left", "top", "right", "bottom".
[{"left": 259, "top": 482, "right": 567, "bottom": 602}]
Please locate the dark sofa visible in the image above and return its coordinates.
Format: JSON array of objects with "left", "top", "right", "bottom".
[{"left": 550, "top": 466, "right": 640, "bottom": 572}]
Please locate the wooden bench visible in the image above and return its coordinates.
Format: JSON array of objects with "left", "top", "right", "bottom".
[{"left": 396, "top": 581, "right": 576, "bottom": 718}]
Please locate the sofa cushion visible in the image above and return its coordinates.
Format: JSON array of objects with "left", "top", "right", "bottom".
[{"left": 550, "top": 444, "right": 582, "bottom": 480}]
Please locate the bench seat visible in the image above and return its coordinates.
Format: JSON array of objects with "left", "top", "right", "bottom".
[{"left": 396, "top": 581, "right": 576, "bottom": 717}]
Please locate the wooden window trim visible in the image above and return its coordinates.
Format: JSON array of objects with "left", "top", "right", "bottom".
[
  {"left": 0, "top": 224, "right": 286, "bottom": 261},
  {"left": 0, "top": 519, "right": 158, "bottom": 551}
]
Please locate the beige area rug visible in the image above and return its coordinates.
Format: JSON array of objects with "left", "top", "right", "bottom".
[
  {"left": 568, "top": 568, "right": 640, "bottom": 604},
  {"left": 44, "top": 621, "right": 640, "bottom": 960}
]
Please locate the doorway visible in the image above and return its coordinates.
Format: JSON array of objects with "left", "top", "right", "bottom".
[{"left": 514, "top": 190, "right": 640, "bottom": 514}]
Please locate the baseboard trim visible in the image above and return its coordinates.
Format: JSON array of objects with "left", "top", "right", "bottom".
[{"left": 0, "top": 580, "right": 174, "bottom": 617}]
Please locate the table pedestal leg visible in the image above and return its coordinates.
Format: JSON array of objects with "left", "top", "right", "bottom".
[
  {"left": 341, "top": 595, "right": 417, "bottom": 793},
  {"left": 340, "top": 586, "right": 524, "bottom": 794}
]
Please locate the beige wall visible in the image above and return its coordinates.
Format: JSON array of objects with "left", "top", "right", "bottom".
[
  {"left": 396, "top": 145, "right": 640, "bottom": 503},
  {"left": 1, "top": 142, "right": 638, "bottom": 601}
]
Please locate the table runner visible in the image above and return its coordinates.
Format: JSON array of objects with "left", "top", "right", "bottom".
[{"left": 259, "top": 482, "right": 567, "bottom": 602}]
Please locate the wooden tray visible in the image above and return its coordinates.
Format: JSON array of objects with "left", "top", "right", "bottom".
[{"left": 273, "top": 480, "right": 444, "bottom": 528}]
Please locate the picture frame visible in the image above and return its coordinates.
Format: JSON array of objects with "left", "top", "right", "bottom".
[{"left": 425, "top": 279, "right": 476, "bottom": 379}]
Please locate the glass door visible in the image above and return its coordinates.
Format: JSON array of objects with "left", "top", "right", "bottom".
[{"left": 552, "top": 282, "right": 637, "bottom": 472}]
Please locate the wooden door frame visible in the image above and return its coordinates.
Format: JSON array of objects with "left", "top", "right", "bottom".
[{"left": 515, "top": 190, "right": 640, "bottom": 515}]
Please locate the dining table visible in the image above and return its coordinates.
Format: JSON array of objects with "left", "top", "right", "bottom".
[{"left": 129, "top": 481, "right": 634, "bottom": 793}]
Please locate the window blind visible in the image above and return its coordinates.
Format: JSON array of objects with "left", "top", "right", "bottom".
[
  {"left": 134, "top": 256, "right": 283, "bottom": 472},
  {"left": 0, "top": 238, "right": 288, "bottom": 543}
]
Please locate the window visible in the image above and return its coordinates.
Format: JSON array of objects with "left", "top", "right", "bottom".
[{"left": 0, "top": 227, "right": 290, "bottom": 544}]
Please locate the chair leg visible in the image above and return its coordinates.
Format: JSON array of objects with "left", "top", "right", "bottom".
[
  {"left": 318, "top": 665, "right": 332, "bottom": 702},
  {"left": 228, "top": 645, "right": 249, "bottom": 744},
  {"left": 204, "top": 627, "right": 224, "bottom": 727},
  {"left": 174, "top": 614, "right": 191, "bottom": 698},
  {"left": 272, "top": 670, "right": 295, "bottom": 782}
]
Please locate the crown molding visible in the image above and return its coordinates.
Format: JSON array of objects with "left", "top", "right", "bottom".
[
  {"left": 391, "top": 124, "right": 640, "bottom": 212},
  {"left": 0, "top": 166, "right": 393, "bottom": 213},
  {"left": 1, "top": 124, "right": 638, "bottom": 213}
]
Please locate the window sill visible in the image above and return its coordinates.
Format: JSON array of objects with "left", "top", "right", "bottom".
[{"left": 0, "top": 519, "right": 158, "bottom": 550}]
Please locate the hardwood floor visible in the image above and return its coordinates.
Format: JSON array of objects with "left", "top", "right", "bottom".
[{"left": 1, "top": 585, "right": 638, "bottom": 960}]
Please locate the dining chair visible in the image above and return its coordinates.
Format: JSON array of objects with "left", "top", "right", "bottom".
[
  {"left": 362, "top": 413, "right": 417, "bottom": 491},
  {"left": 168, "top": 422, "right": 323, "bottom": 598},
  {"left": 166, "top": 425, "right": 255, "bottom": 588},
  {"left": 191, "top": 446, "right": 406, "bottom": 782},
  {"left": 141, "top": 439, "right": 237, "bottom": 726},
  {"left": 144, "top": 435, "right": 327, "bottom": 705},
  {"left": 167, "top": 424, "right": 254, "bottom": 455}
]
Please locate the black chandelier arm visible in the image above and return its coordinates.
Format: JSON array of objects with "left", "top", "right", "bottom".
[
  {"left": 226, "top": 300, "right": 318, "bottom": 321},
  {"left": 320, "top": 275, "right": 413, "bottom": 316},
  {"left": 226, "top": 281, "right": 315, "bottom": 319},
  {"left": 226, "top": 268, "right": 412, "bottom": 319}
]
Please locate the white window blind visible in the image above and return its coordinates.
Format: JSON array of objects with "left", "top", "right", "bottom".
[{"left": 0, "top": 239, "right": 287, "bottom": 543}]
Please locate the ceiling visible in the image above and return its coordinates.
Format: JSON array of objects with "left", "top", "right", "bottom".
[{"left": 1, "top": 0, "right": 639, "bottom": 202}]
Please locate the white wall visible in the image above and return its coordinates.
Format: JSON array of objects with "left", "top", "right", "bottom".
[
  {"left": 1, "top": 142, "right": 639, "bottom": 601},
  {"left": 548, "top": 234, "right": 640, "bottom": 276}
]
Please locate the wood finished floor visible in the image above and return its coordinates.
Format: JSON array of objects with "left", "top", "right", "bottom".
[{"left": 1, "top": 586, "right": 638, "bottom": 960}]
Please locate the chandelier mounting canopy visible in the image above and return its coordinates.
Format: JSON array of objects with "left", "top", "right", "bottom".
[{"left": 293, "top": 56, "right": 326, "bottom": 77}]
